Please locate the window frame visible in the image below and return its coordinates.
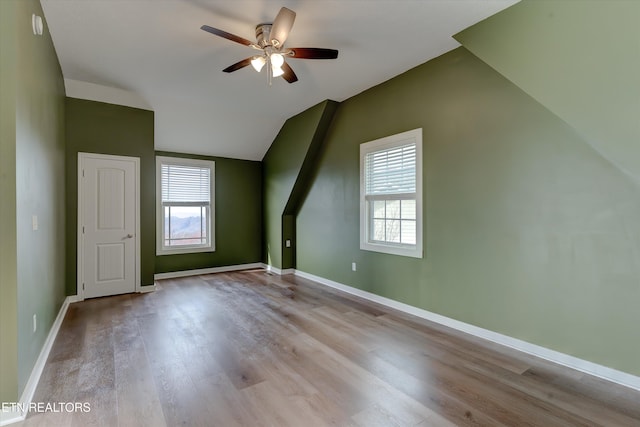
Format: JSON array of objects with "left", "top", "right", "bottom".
[
  {"left": 359, "top": 128, "right": 423, "bottom": 258},
  {"left": 156, "top": 156, "right": 215, "bottom": 256}
]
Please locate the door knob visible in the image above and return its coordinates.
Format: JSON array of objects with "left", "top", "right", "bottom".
[{"left": 126, "top": 234, "right": 134, "bottom": 238}]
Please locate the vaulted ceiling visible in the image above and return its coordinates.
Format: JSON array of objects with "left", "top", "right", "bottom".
[{"left": 40, "top": 0, "right": 518, "bottom": 160}]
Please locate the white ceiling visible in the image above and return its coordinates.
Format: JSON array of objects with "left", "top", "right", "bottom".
[{"left": 40, "top": 0, "right": 518, "bottom": 161}]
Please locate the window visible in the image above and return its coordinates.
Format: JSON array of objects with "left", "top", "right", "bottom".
[
  {"left": 156, "top": 156, "right": 215, "bottom": 255},
  {"left": 360, "top": 128, "right": 422, "bottom": 258}
]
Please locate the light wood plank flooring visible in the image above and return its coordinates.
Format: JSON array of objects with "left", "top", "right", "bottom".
[{"left": 17, "top": 270, "right": 640, "bottom": 426}]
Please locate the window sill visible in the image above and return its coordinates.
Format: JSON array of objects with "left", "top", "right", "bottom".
[
  {"left": 157, "top": 246, "right": 215, "bottom": 256},
  {"left": 360, "top": 241, "right": 422, "bottom": 259}
]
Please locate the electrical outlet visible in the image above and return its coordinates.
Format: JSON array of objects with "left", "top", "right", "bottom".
[
  {"left": 32, "top": 215, "right": 38, "bottom": 231},
  {"left": 33, "top": 314, "right": 37, "bottom": 333},
  {"left": 352, "top": 262, "right": 357, "bottom": 272}
]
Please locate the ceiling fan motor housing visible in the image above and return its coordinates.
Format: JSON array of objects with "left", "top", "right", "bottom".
[{"left": 255, "top": 24, "right": 273, "bottom": 48}]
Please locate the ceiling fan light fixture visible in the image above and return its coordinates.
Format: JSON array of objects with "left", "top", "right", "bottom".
[
  {"left": 201, "top": 6, "right": 337, "bottom": 84},
  {"left": 272, "top": 65, "right": 285, "bottom": 77},
  {"left": 270, "top": 53, "right": 284, "bottom": 68},
  {"left": 251, "top": 56, "right": 266, "bottom": 72}
]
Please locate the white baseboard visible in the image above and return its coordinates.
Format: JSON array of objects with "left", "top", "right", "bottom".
[
  {"left": 294, "top": 270, "right": 640, "bottom": 392},
  {"left": 139, "top": 284, "right": 157, "bottom": 293},
  {"left": 153, "top": 263, "right": 264, "bottom": 280},
  {"left": 0, "top": 408, "right": 21, "bottom": 426},
  {"left": 67, "top": 295, "right": 82, "bottom": 304},
  {"left": 261, "top": 263, "right": 294, "bottom": 275},
  {"left": 0, "top": 296, "right": 76, "bottom": 426}
]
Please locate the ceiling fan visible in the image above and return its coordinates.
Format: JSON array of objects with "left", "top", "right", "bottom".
[{"left": 201, "top": 7, "right": 338, "bottom": 84}]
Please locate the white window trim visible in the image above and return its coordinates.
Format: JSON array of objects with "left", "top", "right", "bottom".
[
  {"left": 156, "top": 156, "right": 215, "bottom": 256},
  {"left": 359, "top": 128, "right": 423, "bottom": 258}
]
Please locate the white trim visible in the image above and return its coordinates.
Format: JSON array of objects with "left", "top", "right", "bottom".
[
  {"left": 0, "top": 407, "right": 21, "bottom": 425},
  {"left": 261, "top": 264, "right": 295, "bottom": 275},
  {"left": 139, "top": 284, "right": 157, "bottom": 293},
  {"left": 359, "top": 128, "right": 423, "bottom": 258},
  {"left": 0, "top": 296, "right": 77, "bottom": 426},
  {"left": 77, "top": 153, "right": 141, "bottom": 300},
  {"left": 153, "top": 263, "right": 263, "bottom": 280},
  {"left": 66, "top": 294, "right": 82, "bottom": 304},
  {"left": 134, "top": 156, "right": 141, "bottom": 293},
  {"left": 294, "top": 270, "right": 640, "bottom": 392},
  {"left": 76, "top": 156, "right": 82, "bottom": 300}
]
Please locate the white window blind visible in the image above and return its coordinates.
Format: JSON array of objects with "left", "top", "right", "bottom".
[
  {"left": 161, "top": 164, "right": 210, "bottom": 204},
  {"left": 365, "top": 142, "right": 416, "bottom": 197}
]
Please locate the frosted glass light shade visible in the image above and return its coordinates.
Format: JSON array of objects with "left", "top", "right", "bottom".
[
  {"left": 272, "top": 66, "right": 284, "bottom": 77},
  {"left": 270, "top": 53, "right": 284, "bottom": 68},
  {"left": 251, "top": 56, "right": 266, "bottom": 72}
]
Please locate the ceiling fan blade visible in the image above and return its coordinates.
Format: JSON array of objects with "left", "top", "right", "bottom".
[
  {"left": 201, "top": 25, "right": 254, "bottom": 47},
  {"left": 223, "top": 57, "right": 252, "bottom": 73},
  {"left": 270, "top": 7, "right": 296, "bottom": 47},
  {"left": 288, "top": 48, "right": 339, "bottom": 59},
  {"left": 281, "top": 61, "right": 298, "bottom": 83}
]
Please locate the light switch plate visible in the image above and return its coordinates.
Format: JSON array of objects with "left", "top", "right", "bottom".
[{"left": 32, "top": 215, "right": 38, "bottom": 231}]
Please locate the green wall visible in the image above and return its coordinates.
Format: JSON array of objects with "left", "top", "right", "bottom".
[
  {"left": 65, "top": 98, "right": 155, "bottom": 292},
  {"left": 1, "top": 0, "right": 67, "bottom": 400},
  {"left": 455, "top": 0, "right": 640, "bottom": 182},
  {"left": 295, "top": 47, "right": 640, "bottom": 376},
  {"left": 262, "top": 100, "right": 337, "bottom": 269},
  {"left": 0, "top": 0, "right": 19, "bottom": 405},
  {"left": 155, "top": 151, "right": 262, "bottom": 273},
  {"left": 66, "top": 101, "right": 262, "bottom": 283}
]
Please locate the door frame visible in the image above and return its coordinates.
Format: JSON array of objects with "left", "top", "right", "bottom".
[{"left": 77, "top": 152, "right": 141, "bottom": 300}]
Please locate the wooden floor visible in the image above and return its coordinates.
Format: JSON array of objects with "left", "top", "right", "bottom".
[{"left": 18, "top": 270, "right": 640, "bottom": 426}]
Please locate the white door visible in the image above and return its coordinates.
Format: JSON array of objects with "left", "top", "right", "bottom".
[{"left": 79, "top": 153, "right": 140, "bottom": 299}]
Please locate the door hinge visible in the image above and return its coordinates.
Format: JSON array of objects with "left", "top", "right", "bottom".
[
  {"left": 82, "top": 283, "right": 85, "bottom": 291},
  {"left": 82, "top": 169, "right": 85, "bottom": 177},
  {"left": 82, "top": 226, "right": 85, "bottom": 234}
]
